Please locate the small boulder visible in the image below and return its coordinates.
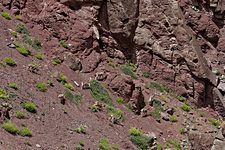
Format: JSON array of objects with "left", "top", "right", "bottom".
[
  {"left": 58, "top": 94, "right": 65, "bottom": 105},
  {"left": 95, "top": 72, "right": 107, "bottom": 81},
  {"left": 166, "top": 108, "right": 175, "bottom": 115},
  {"left": 64, "top": 52, "right": 82, "bottom": 71},
  {"left": 161, "top": 112, "right": 169, "bottom": 121}
]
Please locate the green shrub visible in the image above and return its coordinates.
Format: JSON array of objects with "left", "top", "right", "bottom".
[
  {"left": 23, "top": 34, "right": 32, "bottom": 45},
  {"left": 19, "top": 127, "right": 32, "bottom": 137},
  {"left": 150, "top": 99, "right": 164, "bottom": 121},
  {"left": 32, "top": 39, "right": 42, "bottom": 50},
  {"left": 4, "top": 57, "right": 16, "bottom": 66},
  {"left": 75, "top": 141, "right": 85, "bottom": 150},
  {"left": 15, "top": 111, "right": 25, "bottom": 119},
  {"left": 64, "top": 89, "right": 82, "bottom": 104},
  {"left": 177, "top": 96, "right": 186, "bottom": 102},
  {"left": 1, "top": 12, "right": 11, "bottom": 20},
  {"left": 98, "top": 138, "right": 119, "bottom": 150},
  {"left": 15, "top": 15, "right": 22, "bottom": 21},
  {"left": 89, "top": 80, "right": 113, "bottom": 106},
  {"left": 52, "top": 57, "right": 61, "bottom": 65},
  {"left": 166, "top": 140, "right": 182, "bottom": 150},
  {"left": 129, "top": 127, "right": 142, "bottom": 136},
  {"left": 22, "top": 101, "right": 37, "bottom": 113},
  {"left": 14, "top": 43, "right": 30, "bottom": 56},
  {"left": 157, "top": 144, "right": 163, "bottom": 150},
  {"left": 169, "top": 115, "right": 178, "bottom": 123},
  {"left": 142, "top": 72, "right": 151, "bottom": 78},
  {"left": 146, "top": 82, "right": 170, "bottom": 93},
  {"left": 23, "top": 34, "right": 42, "bottom": 50},
  {"left": 11, "top": 31, "right": 17, "bottom": 37},
  {"left": 9, "top": 82, "right": 18, "bottom": 90},
  {"left": 16, "top": 24, "right": 29, "bottom": 35},
  {"left": 208, "top": 118, "right": 221, "bottom": 128},
  {"left": 64, "top": 83, "right": 74, "bottom": 91},
  {"left": 57, "top": 72, "right": 67, "bottom": 84},
  {"left": 2, "top": 121, "right": 19, "bottom": 134},
  {"left": 129, "top": 128, "right": 153, "bottom": 150},
  {"left": 35, "top": 53, "right": 44, "bottom": 60},
  {"left": 107, "top": 59, "right": 117, "bottom": 68},
  {"left": 0, "top": 88, "right": 8, "bottom": 99},
  {"left": 36, "top": 82, "right": 47, "bottom": 92},
  {"left": 181, "top": 104, "right": 190, "bottom": 112},
  {"left": 107, "top": 106, "right": 125, "bottom": 123},
  {"left": 59, "top": 40, "right": 68, "bottom": 48},
  {"left": 74, "top": 125, "right": 86, "bottom": 134},
  {"left": 121, "top": 63, "right": 137, "bottom": 79},
  {"left": 179, "top": 128, "right": 186, "bottom": 135},
  {"left": 116, "top": 97, "right": 124, "bottom": 104}
]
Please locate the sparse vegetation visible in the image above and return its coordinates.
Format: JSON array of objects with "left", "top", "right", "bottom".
[
  {"left": 14, "top": 42, "right": 30, "bottom": 56},
  {"left": 0, "top": 88, "right": 9, "bottom": 99},
  {"left": 165, "top": 140, "right": 182, "bottom": 150},
  {"left": 52, "top": 57, "right": 61, "bottom": 65},
  {"left": 64, "top": 83, "right": 74, "bottom": 91},
  {"left": 24, "top": 141, "right": 32, "bottom": 146},
  {"left": 179, "top": 128, "right": 187, "bottom": 135},
  {"left": 121, "top": 63, "right": 137, "bottom": 79},
  {"left": 177, "top": 96, "right": 186, "bottom": 102},
  {"left": 74, "top": 125, "right": 86, "bottom": 134},
  {"left": 16, "top": 24, "right": 29, "bottom": 35},
  {"left": 15, "top": 111, "right": 25, "bottom": 119},
  {"left": 15, "top": 15, "right": 22, "bottom": 21},
  {"left": 98, "top": 137, "right": 119, "bottom": 150},
  {"left": 90, "top": 104, "right": 98, "bottom": 112},
  {"left": 11, "top": 31, "right": 17, "bottom": 37},
  {"left": 4, "top": 57, "right": 16, "bottom": 66},
  {"left": 36, "top": 82, "right": 48, "bottom": 92},
  {"left": 35, "top": 53, "right": 44, "bottom": 60},
  {"left": 107, "top": 106, "right": 125, "bottom": 123},
  {"left": 57, "top": 72, "right": 67, "bottom": 84},
  {"left": 150, "top": 99, "right": 163, "bottom": 121},
  {"left": 146, "top": 81, "right": 170, "bottom": 93},
  {"left": 208, "top": 118, "right": 221, "bottom": 128},
  {"left": 142, "top": 72, "right": 151, "bottom": 78},
  {"left": 1, "top": 11, "right": 11, "bottom": 20},
  {"left": 2, "top": 121, "right": 19, "bottom": 135},
  {"left": 22, "top": 101, "right": 37, "bottom": 113},
  {"left": 23, "top": 34, "right": 32, "bottom": 45},
  {"left": 90, "top": 80, "right": 113, "bottom": 106},
  {"left": 116, "top": 97, "right": 124, "bottom": 104},
  {"left": 75, "top": 141, "right": 85, "bottom": 150},
  {"left": 181, "top": 103, "right": 190, "bottom": 112},
  {"left": 9, "top": 82, "right": 18, "bottom": 90},
  {"left": 169, "top": 115, "right": 178, "bottom": 123},
  {"left": 32, "top": 39, "right": 42, "bottom": 50},
  {"left": 129, "top": 127, "right": 142, "bottom": 136},
  {"left": 59, "top": 40, "right": 68, "bottom": 48},
  {"left": 19, "top": 127, "right": 32, "bottom": 137},
  {"left": 107, "top": 59, "right": 117, "bottom": 68},
  {"left": 23, "top": 35, "right": 42, "bottom": 50},
  {"left": 129, "top": 127, "right": 153, "bottom": 150},
  {"left": 64, "top": 89, "right": 82, "bottom": 104}
]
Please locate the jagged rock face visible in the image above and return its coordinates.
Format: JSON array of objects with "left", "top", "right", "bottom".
[{"left": 3, "top": 0, "right": 225, "bottom": 116}]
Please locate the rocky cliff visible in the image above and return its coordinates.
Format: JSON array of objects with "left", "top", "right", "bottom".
[{"left": 0, "top": 0, "right": 225, "bottom": 149}]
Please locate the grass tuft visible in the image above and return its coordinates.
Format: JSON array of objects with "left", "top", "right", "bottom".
[
  {"left": 1, "top": 12, "right": 11, "bottom": 20},
  {"left": 89, "top": 80, "right": 113, "bottom": 106},
  {"left": 22, "top": 101, "right": 37, "bottom": 113},
  {"left": 36, "top": 82, "right": 48, "bottom": 92}
]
